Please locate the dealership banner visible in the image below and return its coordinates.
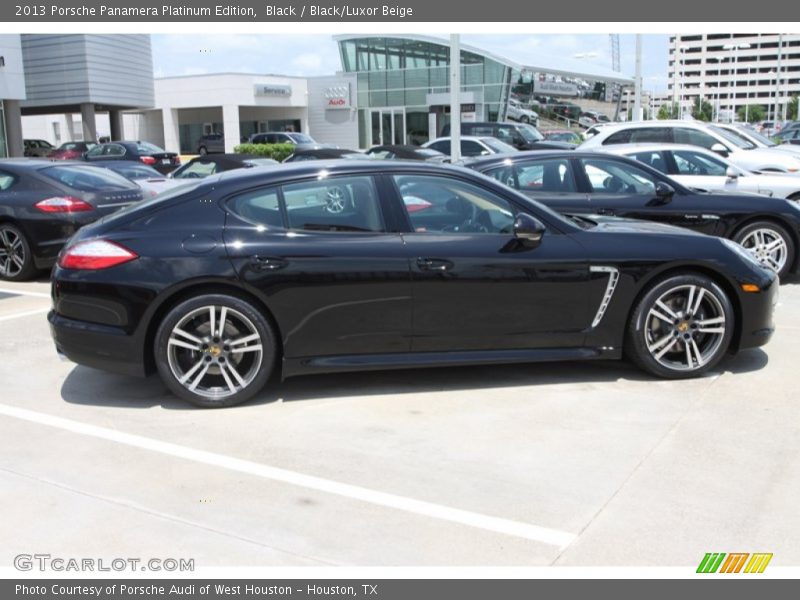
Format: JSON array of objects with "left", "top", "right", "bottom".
[
  {"left": 2, "top": 0, "right": 797, "bottom": 21},
  {"left": 3, "top": 579, "right": 798, "bottom": 599}
]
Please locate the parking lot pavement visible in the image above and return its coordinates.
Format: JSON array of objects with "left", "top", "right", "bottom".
[{"left": 0, "top": 277, "right": 798, "bottom": 567}]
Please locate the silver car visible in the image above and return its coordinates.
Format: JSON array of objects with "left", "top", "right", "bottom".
[{"left": 602, "top": 143, "right": 800, "bottom": 201}]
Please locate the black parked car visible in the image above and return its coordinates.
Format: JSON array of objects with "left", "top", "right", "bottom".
[
  {"left": 441, "top": 122, "right": 576, "bottom": 150},
  {"left": 170, "top": 154, "right": 279, "bottom": 179},
  {"left": 366, "top": 145, "right": 448, "bottom": 162},
  {"left": 466, "top": 151, "right": 800, "bottom": 279},
  {"left": 0, "top": 160, "right": 143, "bottom": 280},
  {"left": 84, "top": 141, "right": 181, "bottom": 175},
  {"left": 49, "top": 161, "right": 776, "bottom": 407}
]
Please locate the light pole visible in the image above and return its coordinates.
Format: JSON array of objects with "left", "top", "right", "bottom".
[
  {"left": 723, "top": 42, "right": 751, "bottom": 123},
  {"left": 767, "top": 69, "right": 777, "bottom": 123}
]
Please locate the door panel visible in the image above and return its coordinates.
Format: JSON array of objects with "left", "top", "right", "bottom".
[
  {"left": 390, "top": 173, "right": 592, "bottom": 352},
  {"left": 223, "top": 178, "right": 411, "bottom": 359}
]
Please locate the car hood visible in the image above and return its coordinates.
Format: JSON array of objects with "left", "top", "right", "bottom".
[{"left": 574, "top": 214, "right": 706, "bottom": 237}]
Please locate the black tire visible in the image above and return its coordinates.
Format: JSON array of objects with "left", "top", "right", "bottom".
[
  {"left": 731, "top": 220, "right": 795, "bottom": 279},
  {"left": 154, "top": 293, "right": 277, "bottom": 407},
  {"left": 520, "top": 116, "right": 530, "bottom": 124},
  {"left": 625, "top": 273, "right": 734, "bottom": 379},
  {"left": 0, "top": 223, "right": 38, "bottom": 281},
  {"left": 198, "top": 146, "right": 208, "bottom": 155}
]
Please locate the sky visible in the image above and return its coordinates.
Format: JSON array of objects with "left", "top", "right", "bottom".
[{"left": 151, "top": 34, "right": 671, "bottom": 92}]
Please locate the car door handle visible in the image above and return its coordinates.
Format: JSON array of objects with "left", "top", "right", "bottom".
[
  {"left": 416, "top": 258, "right": 454, "bottom": 272},
  {"left": 249, "top": 256, "right": 288, "bottom": 271},
  {"left": 595, "top": 208, "right": 616, "bottom": 215}
]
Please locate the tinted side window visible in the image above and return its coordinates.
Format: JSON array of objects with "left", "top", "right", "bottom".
[
  {"left": 227, "top": 188, "right": 283, "bottom": 227},
  {"left": 392, "top": 174, "right": 515, "bottom": 234},
  {"left": 461, "top": 140, "right": 488, "bottom": 156},
  {"left": 580, "top": 157, "right": 657, "bottom": 195},
  {"left": 281, "top": 175, "right": 385, "bottom": 232},
  {"left": 628, "top": 127, "right": 672, "bottom": 144},
  {"left": 627, "top": 150, "right": 669, "bottom": 174},
  {"left": 0, "top": 170, "right": 18, "bottom": 191},
  {"left": 673, "top": 128, "right": 720, "bottom": 150},
  {"left": 428, "top": 140, "right": 450, "bottom": 154},
  {"left": 672, "top": 150, "right": 728, "bottom": 176},
  {"left": 486, "top": 158, "right": 576, "bottom": 193}
]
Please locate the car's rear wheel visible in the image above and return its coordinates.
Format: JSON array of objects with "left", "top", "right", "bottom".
[
  {"left": 732, "top": 220, "right": 794, "bottom": 279},
  {"left": 0, "top": 223, "right": 37, "bottom": 281},
  {"left": 154, "top": 294, "right": 277, "bottom": 407},
  {"left": 198, "top": 146, "right": 208, "bottom": 155},
  {"left": 626, "top": 274, "right": 734, "bottom": 379}
]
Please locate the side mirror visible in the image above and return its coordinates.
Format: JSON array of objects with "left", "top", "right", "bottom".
[
  {"left": 653, "top": 181, "right": 675, "bottom": 204},
  {"left": 725, "top": 166, "right": 739, "bottom": 180},
  {"left": 710, "top": 143, "right": 729, "bottom": 156},
  {"left": 513, "top": 213, "right": 545, "bottom": 247}
]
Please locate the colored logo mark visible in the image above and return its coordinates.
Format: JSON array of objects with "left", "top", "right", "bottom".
[{"left": 697, "top": 552, "right": 773, "bottom": 573}]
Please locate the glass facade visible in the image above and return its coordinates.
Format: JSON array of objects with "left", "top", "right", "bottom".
[{"left": 338, "top": 37, "right": 515, "bottom": 147}]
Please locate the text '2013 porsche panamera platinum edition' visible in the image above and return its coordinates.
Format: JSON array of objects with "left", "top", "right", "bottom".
[{"left": 48, "top": 162, "right": 778, "bottom": 407}]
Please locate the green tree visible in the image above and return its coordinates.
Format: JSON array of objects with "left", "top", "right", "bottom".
[
  {"left": 737, "top": 104, "right": 765, "bottom": 123},
  {"left": 691, "top": 97, "right": 713, "bottom": 121},
  {"left": 657, "top": 102, "right": 680, "bottom": 119},
  {"left": 787, "top": 96, "right": 799, "bottom": 121}
]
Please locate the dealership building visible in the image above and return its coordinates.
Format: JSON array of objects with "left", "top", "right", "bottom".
[{"left": 4, "top": 34, "right": 630, "bottom": 155}]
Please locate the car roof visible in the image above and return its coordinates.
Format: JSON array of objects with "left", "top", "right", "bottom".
[{"left": 599, "top": 143, "right": 724, "bottom": 155}]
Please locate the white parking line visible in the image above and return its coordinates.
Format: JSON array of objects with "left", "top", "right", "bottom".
[
  {"left": 0, "top": 402, "right": 576, "bottom": 549},
  {"left": 0, "top": 308, "right": 49, "bottom": 322},
  {"left": 0, "top": 287, "right": 50, "bottom": 299}
]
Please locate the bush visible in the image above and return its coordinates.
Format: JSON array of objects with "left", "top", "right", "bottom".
[{"left": 234, "top": 143, "right": 296, "bottom": 162}]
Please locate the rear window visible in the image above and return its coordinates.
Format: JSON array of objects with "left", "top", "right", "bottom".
[
  {"left": 107, "top": 164, "right": 163, "bottom": 179},
  {"left": 288, "top": 133, "right": 314, "bottom": 144},
  {"left": 136, "top": 142, "right": 166, "bottom": 154},
  {"left": 40, "top": 165, "right": 136, "bottom": 192},
  {"left": 482, "top": 138, "right": 518, "bottom": 153}
]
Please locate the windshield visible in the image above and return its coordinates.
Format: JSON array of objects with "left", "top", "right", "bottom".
[
  {"left": 40, "top": 165, "right": 136, "bottom": 191},
  {"left": 288, "top": 133, "right": 315, "bottom": 144},
  {"left": 709, "top": 125, "right": 756, "bottom": 149},
  {"left": 517, "top": 124, "right": 544, "bottom": 142},
  {"left": 137, "top": 141, "right": 167, "bottom": 154},
  {"left": 482, "top": 138, "right": 518, "bottom": 153},
  {"left": 733, "top": 126, "right": 777, "bottom": 147}
]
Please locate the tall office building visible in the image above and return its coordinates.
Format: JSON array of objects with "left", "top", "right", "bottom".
[{"left": 669, "top": 33, "right": 800, "bottom": 121}]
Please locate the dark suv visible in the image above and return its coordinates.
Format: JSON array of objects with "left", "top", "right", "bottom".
[{"left": 440, "top": 122, "right": 576, "bottom": 150}]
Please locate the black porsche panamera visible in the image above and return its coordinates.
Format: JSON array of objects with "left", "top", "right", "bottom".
[
  {"left": 465, "top": 151, "right": 800, "bottom": 279},
  {"left": 48, "top": 161, "right": 777, "bottom": 407}
]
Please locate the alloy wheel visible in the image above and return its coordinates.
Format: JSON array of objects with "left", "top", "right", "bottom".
[
  {"left": 644, "top": 283, "right": 727, "bottom": 372},
  {"left": 739, "top": 228, "right": 788, "bottom": 274},
  {"left": 0, "top": 227, "right": 26, "bottom": 279},
  {"left": 166, "top": 305, "right": 264, "bottom": 400}
]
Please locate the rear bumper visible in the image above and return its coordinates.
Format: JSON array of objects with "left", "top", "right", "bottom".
[{"left": 48, "top": 310, "right": 147, "bottom": 377}]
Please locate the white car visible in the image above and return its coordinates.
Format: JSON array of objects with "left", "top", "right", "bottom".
[
  {"left": 713, "top": 122, "right": 800, "bottom": 159},
  {"left": 578, "top": 110, "right": 610, "bottom": 129},
  {"left": 602, "top": 143, "right": 800, "bottom": 201},
  {"left": 579, "top": 120, "right": 800, "bottom": 174},
  {"left": 422, "top": 136, "right": 518, "bottom": 157},
  {"left": 506, "top": 99, "right": 539, "bottom": 126}
]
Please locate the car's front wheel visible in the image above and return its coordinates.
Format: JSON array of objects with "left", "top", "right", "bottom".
[
  {"left": 626, "top": 274, "right": 734, "bottom": 379},
  {"left": 0, "top": 223, "right": 37, "bottom": 281},
  {"left": 154, "top": 294, "right": 277, "bottom": 407},
  {"left": 198, "top": 146, "right": 208, "bottom": 155},
  {"left": 732, "top": 220, "right": 794, "bottom": 279}
]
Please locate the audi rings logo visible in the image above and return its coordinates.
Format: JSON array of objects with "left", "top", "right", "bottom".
[{"left": 324, "top": 84, "right": 351, "bottom": 109}]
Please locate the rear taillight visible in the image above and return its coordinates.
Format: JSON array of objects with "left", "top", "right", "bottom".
[
  {"left": 58, "top": 240, "right": 138, "bottom": 270},
  {"left": 35, "top": 196, "right": 93, "bottom": 213},
  {"left": 140, "top": 156, "right": 157, "bottom": 165}
]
